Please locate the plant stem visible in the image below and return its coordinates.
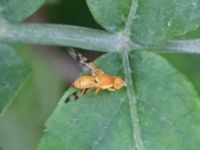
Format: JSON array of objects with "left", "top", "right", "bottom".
[
  {"left": 155, "top": 39, "right": 200, "bottom": 53},
  {"left": 0, "top": 19, "right": 200, "bottom": 53},
  {"left": 0, "top": 21, "right": 128, "bottom": 52}
]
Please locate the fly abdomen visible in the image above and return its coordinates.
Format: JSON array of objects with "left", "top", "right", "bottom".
[{"left": 73, "top": 76, "right": 97, "bottom": 89}]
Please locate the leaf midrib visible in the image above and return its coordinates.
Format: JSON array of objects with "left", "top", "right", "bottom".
[
  {"left": 122, "top": 0, "right": 145, "bottom": 150},
  {"left": 124, "top": 0, "right": 138, "bottom": 36}
]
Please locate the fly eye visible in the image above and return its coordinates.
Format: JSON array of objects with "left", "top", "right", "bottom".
[
  {"left": 116, "top": 84, "right": 120, "bottom": 88},
  {"left": 114, "top": 77, "right": 124, "bottom": 90},
  {"left": 115, "top": 82, "right": 120, "bottom": 86}
]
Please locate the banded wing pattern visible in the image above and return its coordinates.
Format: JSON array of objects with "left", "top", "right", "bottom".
[
  {"left": 67, "top": 47, "right": 96, "bottom": 73},
  {"left": 65, "top": 89, "right": 89, "bottom": 103}
]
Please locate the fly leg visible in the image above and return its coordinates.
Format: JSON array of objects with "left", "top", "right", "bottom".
[
  {"left": 80, "top": 89, "right": 86, "bottom": 95},
  {"left": 95, "top": 88, "right": 101, "bottom": 94}
]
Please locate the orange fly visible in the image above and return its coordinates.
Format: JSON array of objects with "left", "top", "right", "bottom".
[{"left": 68, "top": 48, "right": 125, "bottom": 94}]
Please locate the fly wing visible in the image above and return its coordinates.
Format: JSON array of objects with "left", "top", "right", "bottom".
[
  {"left": 67, "top": 47, "right": 96, "bottom": 73},
  {"left": 65, "top": 89, "right": 90, "bottom": 103}
]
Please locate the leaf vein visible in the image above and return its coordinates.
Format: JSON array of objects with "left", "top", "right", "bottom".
[
  {"left": 122, "top": 52, "right": 144, "bottom": 150},
  {"left": 92, "top": 96, "right": 127, "bottom": 150}
]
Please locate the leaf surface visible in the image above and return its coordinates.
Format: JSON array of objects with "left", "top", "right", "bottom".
[
  {"left": 38, "top": 51, "right": 200, "bottom": 150},
  {"left": 86, "top": 0, "right": 200, "bottom": 45},
  {"left": 0, "top": 44, "right": 29, "bottom": 115},
  {"left": 0, "top": 0, "right": 45, "bottom": 22}
]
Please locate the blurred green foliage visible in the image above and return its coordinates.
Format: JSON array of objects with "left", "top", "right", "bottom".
[
  {"left": 0, "top": 44, "right": 30, "bottom": 114},
  {"left": 0, "top": 46, "right": 63, "bottom": 150}
]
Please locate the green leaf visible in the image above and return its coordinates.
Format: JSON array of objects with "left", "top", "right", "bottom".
[
  {"left": 0, "top": 46, "right": 63, "bottom": 150},
  {"left": 86, "top": 0, "right": 200, "bottom": 45},
  {"left": 37, "top": 51, "right": 200, "bottom": 150},
  {"left": 0, "top": 44, "right": 29, "bottom": 115},
  {"left": 163, "top": 53, "right": 200, "bottom": 95},
  {"left": 0, "top": 0, "right": 45, "bottom": 22},
  {"left": 86, "top": 0, "right": 132, "bottom": 32}
]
